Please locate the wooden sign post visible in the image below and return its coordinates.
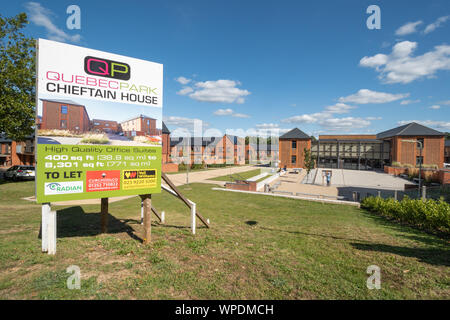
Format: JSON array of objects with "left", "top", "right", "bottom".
[
  {"left": 140, "top": 194, "right": 152, "bottom": 244},
  {"left": 101, "top": 198, "right": 108, "bottom": 233},
  {"left": 41, "top": 203, "right": 56, "bottom": 255}
]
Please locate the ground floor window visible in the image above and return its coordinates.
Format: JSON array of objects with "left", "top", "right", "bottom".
[{"left": 291, "top": 155, "right": 296, "bottom": 164}]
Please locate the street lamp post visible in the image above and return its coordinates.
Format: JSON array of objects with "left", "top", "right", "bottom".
[{"left": 402, "top": 139, "right": 423, "bottom": 198}]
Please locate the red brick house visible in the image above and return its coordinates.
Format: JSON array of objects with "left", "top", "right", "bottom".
[
  {"left": 120, "top": 114, "right": 161, "bottom": 137},
  {"left": 40, "top": 99, "right": 90, "bottom": 133},
  {"left": 91, "top": 119, "right": 120, "bottom": 133}
]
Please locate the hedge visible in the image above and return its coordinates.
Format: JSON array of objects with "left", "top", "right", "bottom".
[{"left": 361, "top": 196, "right": 450, "bottom": 234}]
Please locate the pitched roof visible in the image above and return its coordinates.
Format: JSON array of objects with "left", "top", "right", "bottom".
[
  {"left": 170, "top": 136, "right": 222, "bottom": 147},
  {"left": 377, "top": 122, "right": 444, "bottom": 139},
  {"left": 162, "top": 122, "right": 170, "bottom": 134},
  {"left": 280, "top": 128, "right": 310, "bottom": 139},
  {"left": 40, "top": 98, "right": 84, "bottom": 106},
  {"left": 121, "top": 114, "right": 156, "bottom": 123}
]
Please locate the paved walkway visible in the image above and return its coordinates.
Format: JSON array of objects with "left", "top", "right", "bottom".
[
  {"left": 167, "top": 165, "right": 260, "bottom": 187},
  {"left": 269, "top": 170, "right": 339, "bottom": 198}
]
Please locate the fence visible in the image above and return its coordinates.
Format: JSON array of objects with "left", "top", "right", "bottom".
[{"left": 358, "top": 185, "right": 450, "bottom": 203}]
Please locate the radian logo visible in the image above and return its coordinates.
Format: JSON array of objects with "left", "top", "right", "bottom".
[
  {"left": 45, "top": 181, "right": 84, "bottom": 195},
  {"left": 84, "top": 56, "right": 130, "bottom": 80}
]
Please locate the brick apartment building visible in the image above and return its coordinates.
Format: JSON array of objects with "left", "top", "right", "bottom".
[
  {"left": 0, "top": 134, "right": 35, "bottom": 167},
  {"left": 91, "top": 119, "right": 120, "bottom": 133},
  {"left": 120, "top": 114, "right": 161, "bottom": 137},
  {"left": 280, "top": 122, "right": 445, "bottom": 170},
  {"left": 170, "top": 134, "right": 245, "bottom": 165},
  {"left": 40, "top": 99, "right": 90, "bottom": 133}
]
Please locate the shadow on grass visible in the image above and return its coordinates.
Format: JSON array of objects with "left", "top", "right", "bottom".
[
  {"left": 350, "top": 242, "right": 450, "bottom": 267},
  {"left": 259, "top": 226, "right": 366, "bottom": 243},
  {"left": 359, "top": 210, "right": 450, "bottom": 246},
  {"left": 38, "top": 206, "right": 143, "bottom": 242}
]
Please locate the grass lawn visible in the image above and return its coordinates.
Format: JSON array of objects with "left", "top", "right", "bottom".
[
  {"left": 209, "top": 169, "right": 261, "bottom": 182},
  {"left": 0, "top": 180, "right": 448, "bottom": 299}
]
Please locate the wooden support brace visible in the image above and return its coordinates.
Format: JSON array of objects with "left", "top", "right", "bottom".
[
  {"left": 162, "top": 173, "right": 210, "bottom": 228},
  {"left": 151, "top": 206, "right": 162, "bottom": 222},
  {"left": 140, "top": 194, "right": 152, "bottom": 244}
]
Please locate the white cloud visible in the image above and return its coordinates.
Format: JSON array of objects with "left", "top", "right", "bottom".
[
  {"left": 281, "top": 112, "right": 372, "bottom": 132},
  {"left": 213, "top": 108, "right": 250, "bottom": 118},
  {"left": 163, "top": 116, "right": 209, "bottom": 133},
  {"left": 175, "top": 76, "right": 191, "bottom": 85},
  {"left": 365, "top": 116, "right": 382, "bottom": 120},
  {"left": 320, "top": 117, "right": 371, "bottom": 131},
  {"left": 255, "top": 123, "right": 279, "bottom": 129},
  {"left": 232, "top": 113, "right": 250, "bottom": 118},
  {"left": 360, "top": 41, "right": 450, "bottom": 84},
  {"left": 424, "top": 15, "right": 450, "bottom": 34},
  {"left": 25, "top": 2, "right": 81, "bottom": 43},
  {"left": 429, "top": 105, "right": 441, "bottom": 109},
  {"left": 439, "top": 100, "right": 450, "bottom": 105},
  {"left": 177, "top": 87, "right": 194, "bottom": 95},
  {"left": 400, "top": 99, "right": 421, "bottom": 105},
  {"left": 188, "top": 80, "right": 250, "bottom": 104},
  {"left": 281, "top": 112, "right": 325, "bottom": 124},
  {"left": 339, "top": 89, "right": 409, "bottom": 104},
  {"left": 395, "top": 21, "right": 423, "bottom": 36},
  {"left": 214, "top": 108, "right": 233, "bottom": 116},
  {"left": 324, "top": 103, "right": 355, "bottom": 114},
  {"left": 398, "top": 120, "right": 450, "bottom": 131}
]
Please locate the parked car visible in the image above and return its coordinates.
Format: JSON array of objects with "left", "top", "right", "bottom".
[{"left": 4, "top": 165, "right": 35, "bottom": 181}]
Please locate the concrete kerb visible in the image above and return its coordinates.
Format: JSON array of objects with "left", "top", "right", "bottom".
[{"left": 212, "top": 187, "right": 361, "bottom": 207}]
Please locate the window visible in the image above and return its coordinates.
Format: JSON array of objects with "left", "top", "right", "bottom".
[
  {"left": 61, "top": 105, "right": 68, "bottom": 114},
  {"left": 147, "top": 120, "right": 150, "bottom": 125},
  {"left": 416, "top": 156, "right": 423, "bottom": 166},
  {"left": 292, "top": 141, "right": 297, "bottom": 149},
  {"left": 291, "top": 155, "right": 296, "bottom": 164},
  {"left": 94, "top": 122, "right": 100, "bottom": 125},
  {"left": 417, "top": 138, "right": 424, "bottom": 149},
  {"left": 105, "top": 123, "right": 109, "bottom": 127},
  {"left": 60, "top": 120, "right": 67, "bottom": 128}
]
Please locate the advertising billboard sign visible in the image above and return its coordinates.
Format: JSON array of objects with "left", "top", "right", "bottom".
[{"left": 35, "top": 39, "right": 163, "bottom": 203}]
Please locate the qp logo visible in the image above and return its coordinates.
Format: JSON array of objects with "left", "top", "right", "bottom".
[{"left": 84, "top": 56, "right": 130, "bottom": 80}]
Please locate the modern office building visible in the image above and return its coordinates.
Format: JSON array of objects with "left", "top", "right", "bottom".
[{"left": 280, "top": 122, "right": 446, "bottom": 170}]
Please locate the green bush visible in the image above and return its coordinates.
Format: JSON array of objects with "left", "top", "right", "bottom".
[{"left": 361, "top": 196, "right": 450, "bottom": 234}]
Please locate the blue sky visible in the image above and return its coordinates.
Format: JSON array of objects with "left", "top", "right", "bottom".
[{"left": 3, "top": 0, "right": 450, "bottom": 137}]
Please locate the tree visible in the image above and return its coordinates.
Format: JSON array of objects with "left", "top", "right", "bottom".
[
  {"left": 303, "top": 147, "right": 315, "bottom": 180},
  {"left": 0, "top": 13, "right": 35, "bottom": 141}
]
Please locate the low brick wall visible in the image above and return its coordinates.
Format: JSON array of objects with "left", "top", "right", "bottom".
[
  {"left": 162, "top": 162, "right": 178, "bottom": 172},
  {"left": 225, "top": 180, "right": 257, "bottom": 191},
  {"left": 439, "top": 170, "right": 450, "bottom": 185},
  {"left": 384, "top": 166, "right": 448, "bottom": 185}
]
